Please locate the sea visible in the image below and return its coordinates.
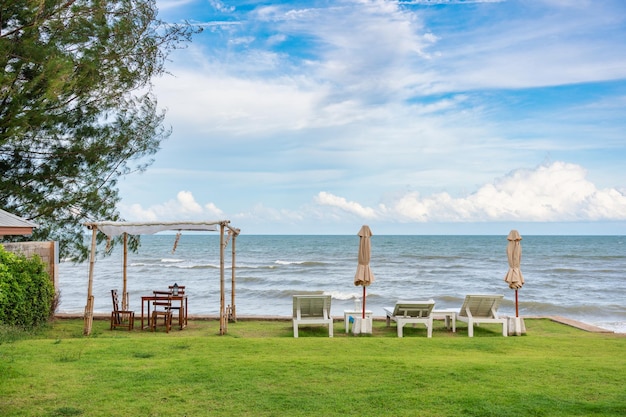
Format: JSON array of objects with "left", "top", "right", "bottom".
[{"left": 58, "top": 234, "right": 626, "bottom": 333}]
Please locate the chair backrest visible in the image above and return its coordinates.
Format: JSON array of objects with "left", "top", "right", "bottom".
[
  {"left": 458, "top": 295, "right": 504, "bottom": 318},
  {"left": 111, "top": 289, "right": 123, "bottom": 324},
  {"left": 392, "top": 300, "right": 435, "bottom": 317},
  {"left": 293, "top": 295, "right": 332, "bottom": 319},
  {"left": 111, "top": 289, "right": 121, "bottom": 313},
  {"left": 152, "top": 291, "right": 173, "bottom": 310}
]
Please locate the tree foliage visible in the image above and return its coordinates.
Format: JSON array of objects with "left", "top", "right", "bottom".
[{"left": 0, "top": 0, "right": 197, "bottom": 261}]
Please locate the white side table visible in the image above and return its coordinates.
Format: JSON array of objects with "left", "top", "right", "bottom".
[
  {"left": 432, "top": 309, "right": 457, "bottom": 332},
  {"left": 344, "top": 310, "right": 373, "bottom": 333}
]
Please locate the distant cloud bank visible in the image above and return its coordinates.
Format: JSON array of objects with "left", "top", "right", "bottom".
[
  {"left": 123, "top": 162, "right": 626, "bottom": 225},
  {"left": 317, "top": 162, "right": 626, "bottom": 222}
]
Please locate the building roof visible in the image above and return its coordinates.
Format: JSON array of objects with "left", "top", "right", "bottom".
[{"left": 0, "top": 209, "right": 38, "bottom": 236}]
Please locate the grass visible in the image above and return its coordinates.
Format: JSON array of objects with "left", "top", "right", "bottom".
[{"left": 0, "top": 318, "right": 625, "bottom": 416}]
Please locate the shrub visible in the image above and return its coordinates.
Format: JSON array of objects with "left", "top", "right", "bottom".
[{"left": 0, "top": 245, "right": 55, "bottom": 328}]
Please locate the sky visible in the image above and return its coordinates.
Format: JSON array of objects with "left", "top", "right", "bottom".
[{"left": 117, "top": 0, "right": 626, "bottom": 235}]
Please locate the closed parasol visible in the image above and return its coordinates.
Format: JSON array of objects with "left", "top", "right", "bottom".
[
  {"left": 354, "top": 225, "right": 375, "bottom": 320},
  {"left": 504, "top": 229, "right": 524, "bottom": 317}
]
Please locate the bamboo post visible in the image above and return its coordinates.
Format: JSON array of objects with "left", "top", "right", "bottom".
[
  {"left": 230, "top": 231, "right": 237, "bottom": 322},
  {"left": 219, "top": 223, "right": 226, "bottom": 335},
  {"left": 83, "top": 227, "right": 98, "bottom": 335},
  {"left": 122, "top": 232, "right": 128, "bottom": 310}
]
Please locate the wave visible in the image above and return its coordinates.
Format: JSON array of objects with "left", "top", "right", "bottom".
[
  {"left": 326, "top": 290, "right": 364, "bottom": 301},
  {"left": 172, "top": 264, "right": 220, "bottom": 270},
  {"left": 274, "top": 260, "right": 328, "bottom": 266},
  {"left": 161, "top": 258, "right": 184, "bottom": 263},
  {"left": 235, "top": 264, "right": 279, "bottom": 270}
]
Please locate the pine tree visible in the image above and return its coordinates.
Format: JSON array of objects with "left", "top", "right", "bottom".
[{"left": 1, "top": 0, "right": 197, "bottom": 260}]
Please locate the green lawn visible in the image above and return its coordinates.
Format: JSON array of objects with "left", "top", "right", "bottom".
[{"left": 1, "top": 318, "right": 624, "bottom": 416}]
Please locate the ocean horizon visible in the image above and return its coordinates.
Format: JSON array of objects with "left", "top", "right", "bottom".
[{"left": 58, "top": 234, "right": 626, "bottom": 333}]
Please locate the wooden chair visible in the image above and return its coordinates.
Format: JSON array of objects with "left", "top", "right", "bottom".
[
  {"left": 151, "top": 293, "right": 173, "bottom": 333},
  {"left": 168, "top": 284, "right": 186, "bottom": 329},
  {"left": 110, "top": 289, "right": 135, "bottom": 331}
]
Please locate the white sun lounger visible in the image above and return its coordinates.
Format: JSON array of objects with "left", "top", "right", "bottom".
[
  {"left": 292, "top": 294, "right": 333, "bottom": 338},
  {"left": 457, "top": 294, "right": 507, "bottom": 337},
  {"left": 383, "top": 300, "right": 435, "bottom": 337}
]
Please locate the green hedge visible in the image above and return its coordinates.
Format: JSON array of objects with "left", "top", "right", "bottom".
[{"left": 0, "top": 246, "right": 55, "bottom": 328}]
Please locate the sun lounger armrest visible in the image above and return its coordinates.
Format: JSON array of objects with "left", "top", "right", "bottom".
[{"left": 295, "top": 297, "right": 302, "bottom": 320}]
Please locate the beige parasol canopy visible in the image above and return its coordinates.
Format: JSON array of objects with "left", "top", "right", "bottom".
[
  {"left": 354, "top": 225, "right": 374, "bottom": 322},
  {"left": 504, "top": 229, "right": 524, "bottom": 290},
  {"left": 354, "top": 225, "right": 375, "bottom": 287}
]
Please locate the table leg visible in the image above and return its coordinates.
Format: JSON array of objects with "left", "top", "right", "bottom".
[{"left": 184, "top": 297, "right": 188, "bottom": 328}]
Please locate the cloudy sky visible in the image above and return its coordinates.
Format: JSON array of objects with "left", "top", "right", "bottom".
[{"left": 117, "top": 0, "right": 626, "bottom": 235}]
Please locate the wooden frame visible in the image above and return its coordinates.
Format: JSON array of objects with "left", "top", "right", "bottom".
[{"left": 82, "top": 221, "right": 240, "bottom": 336}]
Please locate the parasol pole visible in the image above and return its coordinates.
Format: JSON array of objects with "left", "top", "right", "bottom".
[
  {"left": 515, "top": 289, "right": 519, "bottom": 318},
  {"left": 362, "top": 286, "right": 366, "bottom": 319}
]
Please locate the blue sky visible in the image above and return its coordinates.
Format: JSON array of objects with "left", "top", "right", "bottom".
[{"left": 117, "top": 0, "right": 626, "bottom": 235}]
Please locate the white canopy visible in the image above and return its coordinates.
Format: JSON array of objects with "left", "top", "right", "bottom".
[{"left": 89, "top": 221, "right": 223, "bottom": 237}]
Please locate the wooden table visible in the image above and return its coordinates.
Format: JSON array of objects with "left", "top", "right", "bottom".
[{"left": 141, "top": 295, "right": 188, "bottom": 330}]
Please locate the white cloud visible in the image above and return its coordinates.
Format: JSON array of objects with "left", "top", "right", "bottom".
[
  {"left": 313, "top": 162, "right": 626, "bottom": 223},
  {"left": 154, "top": 69, "right": 322, "bottom": 136},
  {"left": 314, "top": 192, "right": 378, "bottom": 219},
  {"left": 429, "top": 2, "right": 626, "bottom": 91},
  {"left": 176, "top": 191, "right": 203, "bottom": 214},
  {"left": 399, "top": 1, "right": 504, "bottom": 4},
  {"left": 125, "top": 203, "right": 159, "bottom": 222},
  {"left": 121, "top": 191, "right": 221, "bottom": 221},
  {"left": 209, "top": 0, "right": 235, "bottom": 13},
  {"left": 204, "top": 202, "right": 225, "bottom": 217},
  {"left": 120, "top": 162, "right": 626, "bottom": 233}
]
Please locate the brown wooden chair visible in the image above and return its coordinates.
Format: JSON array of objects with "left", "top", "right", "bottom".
[
  {"left": 168, "top": 284, "right": 186, "bottom": 329},
  {"left": 151, "top": 293, "right": 173, "bottom": 333},
  {"left": 110, "top": 289, "right": 135, "bottom": 331}
]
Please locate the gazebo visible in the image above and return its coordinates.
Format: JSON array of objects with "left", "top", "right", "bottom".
[{"left": 82, "top": 220, "right": 240, "bottom": 335}]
